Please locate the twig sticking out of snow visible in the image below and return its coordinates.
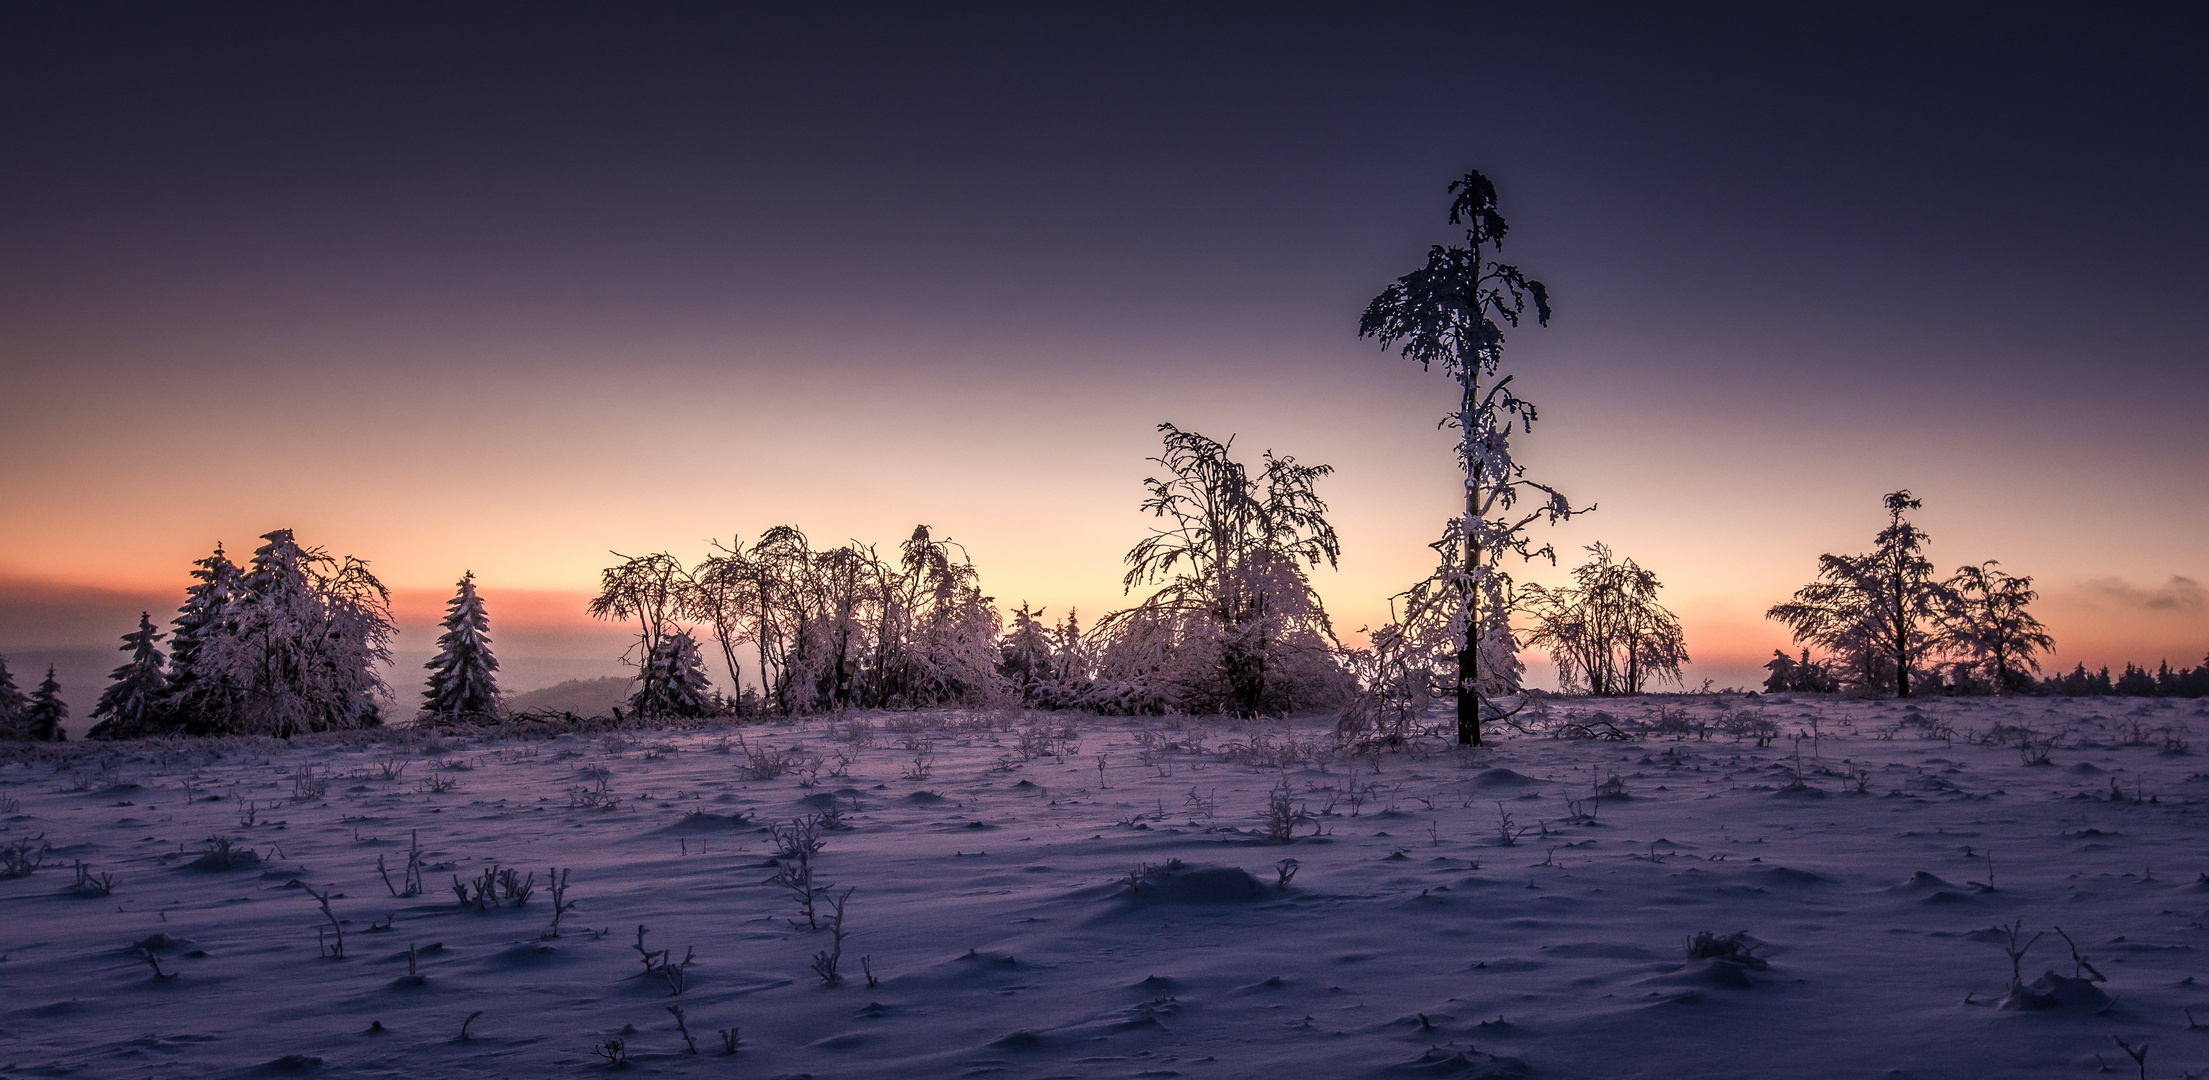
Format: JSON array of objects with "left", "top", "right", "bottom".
[
  {"left": 303, "top": 884, "right": 344, "bottom": 959},
  {"left": 458, "top": 1010, "right": 483, "bottom": 1041},
  {"left": 546, "top": 867, "right": 578, "bottom": 938},
  {"left": 668, "top": 1005, "right": 697, "bottom": 1054}
]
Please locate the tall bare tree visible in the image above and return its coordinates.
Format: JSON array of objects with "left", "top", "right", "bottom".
[{"left": 1360, "top": 170, "right": 1582, "bottom": 743}]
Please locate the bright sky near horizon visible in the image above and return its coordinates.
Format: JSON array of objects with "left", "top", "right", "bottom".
[{"left": 3, "top": 5, "right": 2204, "bottom": 698}]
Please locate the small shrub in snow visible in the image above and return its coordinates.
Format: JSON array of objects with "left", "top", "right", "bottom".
[
  {"left": 2, "top": 834, "right": 50, "bottom": 877},
  {"left": 377, "top": 830, "right": 425, "bottom": 897},
  {"left": 1685, "top": 931, "right": 1767, "bottom": 969},
  {"left": 667, "top": 1005, "right": 697, "bottom": 1054},
  {"left": 545, "top": 867, "right": 579, "bottom": 937},
  {"left": 1261, "top": 780, "right": 1313, "bottom": 842},
  {"left": 810, "top": 888, "right": 852, "bottom": 986},
  {"left": 70, "top": 861, "right": 117, "bottom": 896}
]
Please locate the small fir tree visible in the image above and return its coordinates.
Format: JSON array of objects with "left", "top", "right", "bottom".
[
  {"left": 88, "top": 613, "right": 169, "bottom": 739},
  {"left": 24, "top": 666, "right": 68, "bottom": 741},
  {"left": 632, "top": 630, "right": 715, "bottom": 719},
  {"left": 164, "top": 543, "right": 243, "bottom": 726},
  {"left": 422, "top": 571, "right": 501, "bottom": 721},
  {"left": 0, "top": 656, "right": 28, "bottom": 738}
]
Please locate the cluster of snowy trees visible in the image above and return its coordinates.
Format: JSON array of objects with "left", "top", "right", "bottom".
[
  {"left": 0, "top": 658, "right": 69, "bottom": 741},
  {"left": 590, "top": 525, "right": 1002, "bottom": 719},
  {"left": 590, "top": 425, "right": 1355, "bottom": 721},
  {"left": 54, "top": 530, "right": 401, "bottom": 739},
  {"left": 1766, "top": 492, "right": 2057, "bottom": 697},
  {"left": 1520, "top": 544, "right": 1688, "bottom": 697}
]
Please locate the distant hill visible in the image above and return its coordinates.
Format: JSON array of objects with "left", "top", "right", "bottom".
[{"left": 504, "top": 676, "right": 632, "bottom": 718}]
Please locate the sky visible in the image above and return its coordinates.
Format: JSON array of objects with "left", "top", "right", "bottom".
[{"left": 2, "top": 4, "right": 2205, "bottom": 702}]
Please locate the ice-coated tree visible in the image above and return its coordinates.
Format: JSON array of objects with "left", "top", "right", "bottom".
[
  {"left": 631, "top": 629, "right": 715, "bottom": 719},
  {"left": 1521, "top": 544, "right": 1688, "bottom": 696},
  {"left": 87, "top": 613, "right": 168, "bottom": 739},
  {"left": 999, "top": 602, "right": 1058, "bottom": 699},
  {"left": 163, "top": 543, "right": 243, "bottom": 724},
  {"left": 1094, "top": 423, "right": 1345, "bottom": 718},
  {"left": 0, "top": 656, "right": 28, "bottom": 738},
  {"left": 422, "top": 571, "right": 501, "bottom": 721},
  {"left": 1938, "top": 561, "right": 2052, "bottom": 695},
  {"left": 1767, "top": 491, "right": 1948, "bottom": 697},
  {"left": 1360, "top": 170, "right": 1582, "bottom": 743},
  {"left": 24, "top": 666, "right": 67, "bottom": 741},
  {"left": 588, "top": 551, "right": 690, "bottom": 717},
  {"left": 195, "top": 529, "right": 395, "bottom": 735}
]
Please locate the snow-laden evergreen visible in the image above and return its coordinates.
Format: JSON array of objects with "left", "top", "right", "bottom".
[
  {"left": 421, "top": 571, "right": 500, "bottom": 721},
  {"left": 163, "top": 543, "right": 243, "bottom": 724},
  {"left": 630, "top": 629, "right": 714, "bottom": 719},
  {"left": 87, "top": 612, "right": 169, "bottom": 740},
  {"left": 194, "top": 529, "right": 395, "bottom": 736},
  {"left": 23, "top": 665, "right": 67, "bottom": 741}
]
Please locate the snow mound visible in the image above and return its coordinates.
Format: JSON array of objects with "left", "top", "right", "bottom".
[
  {"left": 1122, "top": 861, "right": 1268, "bottom": 904},
  {"left": 2000, "top": 971, "right": 2114, "bottom": 1011},
  {"left": 1758, "top": 866, "right": 1828, "bottom": 887},
  {"left": 185, "top": 847, "right": 260, "bottom": 872},
  {"left": 651, "top": 810, "right": 754, "bottom": 834},
  {"left": 1890, "top": 870, "right": 1962, "bottom": 892},
  {"left": 1471, "top": 768, "right": 1542, "bottom": 788},
  {"left": 1384, "top": 1047, "right": 1532, "bottom": 1077}
]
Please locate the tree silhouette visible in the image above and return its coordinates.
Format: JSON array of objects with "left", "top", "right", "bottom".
[
  {"left": 423, "top": 571, "right": 501, "bottom": 721},
  {"left": 1768, "top": 491, "right": 1946, "bottom": 697},
  {"left": 88, "top": 612, "right": 168, "bottom": 739},
  {"left": 1360, "top": 170, "right": 1581, "bottom": 742}
]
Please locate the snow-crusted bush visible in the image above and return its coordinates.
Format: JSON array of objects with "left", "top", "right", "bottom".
[
  {"left": 187, "top": 530, "right": 394, "bottom": 736},
  {"left": 1090, "top": 424, "right": 1350, "bottom": 719}
]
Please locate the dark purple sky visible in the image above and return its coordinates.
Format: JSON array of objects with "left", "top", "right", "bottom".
[{"left": 4, "top": 4, "right": 2204, "bottom": 694}]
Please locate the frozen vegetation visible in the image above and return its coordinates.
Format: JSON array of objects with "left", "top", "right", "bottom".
[{"left": 7, "top": 695, "right": 2209, "bottom": 1077}]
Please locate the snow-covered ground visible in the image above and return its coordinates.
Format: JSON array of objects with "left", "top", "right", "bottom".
[{"left": 5, "top": 695, "right": 2209, "bottom": 1078}]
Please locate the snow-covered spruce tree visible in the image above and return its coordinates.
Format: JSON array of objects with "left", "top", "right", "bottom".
[
  {"left": 630, "top": 629, "right": 715, "bottom": 719},
  {"left": 1767, "top": 491, "right": 1947, "bottom": 697},
  {"left": 0, "top": 656, "right": 28, "bottom": 738},
  {"left": 999, "top": 602, "right": 1058, "bottom": 701},
  {"left": 194, "top": 529, "right": 395, "bottom": 735},
  {"left": 422, "top": 571, "right": 501, "bottom": 722},
  {"left": 1093, "top": 423, "right": 1347, "bottom": 718},
  {"left": 87, "top": 613, "right": 168, "bottom": 739},
  {"left": 1938, "top": 561, "right": 2052, "bottom": 695},
  {"left": 162, "top": 543, "right": 243, "bottom": 729},
  {"left": 1360, "top": 170, "right": 1582, "bottom": 744},
  {"left": 24, "top": 666, "right": 67, "bottom": 741},
  {"left": 1520, "top": 544, "right": 1687, "bottom": 696}
]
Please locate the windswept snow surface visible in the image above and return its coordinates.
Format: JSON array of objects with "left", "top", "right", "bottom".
[{"left": 5, "top": 696, "right": 2209, "bottom": 1078}]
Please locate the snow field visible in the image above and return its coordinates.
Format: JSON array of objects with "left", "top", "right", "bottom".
[{"left": 5, "top": 695, "right": 2209, "bottom": 1078}]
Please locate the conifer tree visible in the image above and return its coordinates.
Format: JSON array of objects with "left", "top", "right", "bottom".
[
  {"left": 0, "top": 656, "right": 27, "bottom": 738},
  {"left": 631, "top": 630, "right": 715, "bottom": 719},
  {"left": 164, "top": 543, "right": 243, "bottom": 725},
  {"left": 88, "top": 613, "right": 169, "bottom": 739},
  {"left": 422, "top": 571, "right": 501, "bottom": 721},
  {"left": 24, "top": 666, "right": 67, "bottom": 741}
]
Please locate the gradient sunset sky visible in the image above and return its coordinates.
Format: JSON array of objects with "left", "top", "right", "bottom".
[{"left": 3, "top": 5, "right": 2204, "bottom": 700}]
